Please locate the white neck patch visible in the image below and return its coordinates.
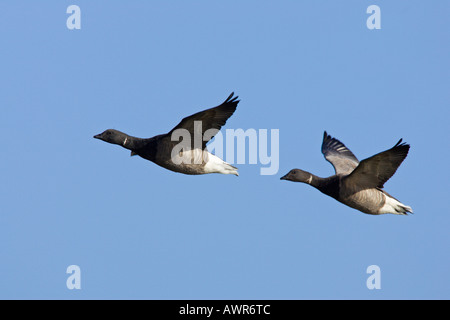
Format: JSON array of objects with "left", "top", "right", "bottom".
[
  {"left": 306, "top": 175, "right": 313, "bottom": 184},
  {"left": 123, "top": 137, "right": 128, "bottom": 146}
]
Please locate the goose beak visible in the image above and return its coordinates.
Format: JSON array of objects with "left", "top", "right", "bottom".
[
  {"left": 93, "top": 134, "right": 102, "bottom": 139},
  {"left": 280, "top": 174, "right": 288, "bottom": 180}
]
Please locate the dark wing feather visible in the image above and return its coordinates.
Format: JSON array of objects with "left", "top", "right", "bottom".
[
  {"left": 343, "top": 139, "right": 410, "bottom": 189},
  {"left": 168, "top": 92, "right": 239, "bottom": 149},
  {"left": 322, "top": 131, "right": 359, "bottom": 175}
]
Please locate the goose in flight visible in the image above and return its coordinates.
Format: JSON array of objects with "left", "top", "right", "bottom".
[
  {"left": 280, "top": 132, "right": 413, "bottom": 215},
  {"left": 94, "top": 93, "right": 239, "bottom": 176}
]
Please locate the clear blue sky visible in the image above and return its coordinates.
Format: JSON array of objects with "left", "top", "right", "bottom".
[{"left": 1, "top": 1, "right": 449, "bottom": 299}]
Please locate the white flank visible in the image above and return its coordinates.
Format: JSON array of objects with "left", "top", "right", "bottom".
[{"left": 379, "top": 194, "right": 413, "bottom": 215}]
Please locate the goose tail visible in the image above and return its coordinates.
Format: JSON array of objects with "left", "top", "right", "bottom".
[
  {"left": 380, "top": 194, "right": 413, "bottom": 215},
  {"left": 223, "top": 162, "right": 239, "bottom": 176},
  {"left": 204, "top": 153, "right": 239, "bottom": 176}
]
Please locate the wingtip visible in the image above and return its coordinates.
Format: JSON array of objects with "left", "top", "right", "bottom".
[
  {"left": 322, "top": 131, "right": 332, "bottom": 145},
  {"left": 394, "top": 138, "right": 403, "bottom": 147},
  {"left": 225, "top": 91, "right": 236, "bottom": 100},
  {"left": 227, "top": 92, "right": 240, "bottom": 102},
  {"left": 393, "top": 138, "right": 410, "bottom": 149}
]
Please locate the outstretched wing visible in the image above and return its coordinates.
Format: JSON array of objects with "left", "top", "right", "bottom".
[
  {"left": 321, "top": 131, "right": 359, "bottom": 175},
  {"left": 343, "top": 139, "right": 410, "bottom": 189},
  {"left": 168, "top": 92, "right": 239, "bottom": 149}
]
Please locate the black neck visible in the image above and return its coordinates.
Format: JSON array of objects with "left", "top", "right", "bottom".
[
  {"left": 307, "top": 173, "right": 325, "bottom": 189},
  {"left": 311, "top": 175, "right": 340, "bottom": 199},
  {"left": 119, "top": 134, "right": 144, "bottom": 151}
]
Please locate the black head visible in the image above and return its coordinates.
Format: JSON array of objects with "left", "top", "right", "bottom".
[
  {"left": 280, "top": 169, "right": 313, "bottom": 184},
  {"left": 93, "top": 129, "right": 127, "bottom": 145}
]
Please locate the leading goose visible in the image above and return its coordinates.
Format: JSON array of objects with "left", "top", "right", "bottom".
[
  {"left": 280, "top": 132, "right": 413, "bottom": 215},
  {"left": 94, "top": 93, "right": 239, "bottom": 176}
]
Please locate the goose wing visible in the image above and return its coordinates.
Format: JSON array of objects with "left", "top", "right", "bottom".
[
  {"left": 343, "top": 139, "right": 410, "bottom": 189},
  {"left": 322, "top": 131, "right": 359, "bottom": 175},
  {"left": 168, "top": 92, "right": 239, "bottom": 149}
]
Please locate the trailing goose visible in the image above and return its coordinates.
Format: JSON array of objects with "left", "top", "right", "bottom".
[
  {"left": 280, "top": 132, "right": 413, "bottom": 215},
  {"left": 94, "top": 93, "right": 239, "bottom": 176}
]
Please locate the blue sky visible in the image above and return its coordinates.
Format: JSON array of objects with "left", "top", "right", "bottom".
[{"left": 1, "top": 1, "right": 449, "bottom": 299}]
